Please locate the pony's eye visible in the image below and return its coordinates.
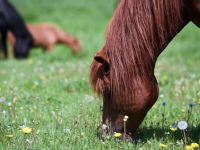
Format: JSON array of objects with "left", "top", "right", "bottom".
[{"left": 104, "top": 63, "right": 110, "bottom": 73}]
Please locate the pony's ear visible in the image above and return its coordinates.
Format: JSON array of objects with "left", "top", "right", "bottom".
[
  {"left": 94, "top": 51, "right": 109, "bottom": 66},
  {"left": 94, "top": 50, "right": 110, "bottom": 73}
]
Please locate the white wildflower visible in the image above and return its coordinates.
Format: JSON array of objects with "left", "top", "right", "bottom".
[
  {"left": 178, "top": 121, "right": 188, "bottom": 130},
  {"left": 102, "top": 124, "right": 107, "bottom": 130}
]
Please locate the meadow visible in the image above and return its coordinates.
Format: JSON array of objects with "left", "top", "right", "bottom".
[{"left": 0, "top": 0, "right": 199, "bottom": 149}]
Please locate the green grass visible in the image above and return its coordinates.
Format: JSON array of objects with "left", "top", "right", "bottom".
[{"left": 0, "top": 0, "right": 200, "bottom": 149}]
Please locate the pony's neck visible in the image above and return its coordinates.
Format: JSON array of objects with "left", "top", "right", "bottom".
[
  {"left": 155, "top": 19, "right": 188, "bottom": 59},
  {"left": 106, "top": 0, "right": 189, "bottom": 77},
  {"left": 102, "top": 0, "right": 189, "bottom": 110}
]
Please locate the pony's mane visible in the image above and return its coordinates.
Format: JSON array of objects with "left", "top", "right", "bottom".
[{"left": 105, "top": 0, "right": 188, "bottom": 108}]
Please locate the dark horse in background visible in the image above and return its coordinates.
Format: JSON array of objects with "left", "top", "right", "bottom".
[
  {"left": 90, "top": 0, "right": 200, "bottom": 138},
  {"left": 0, "top": 0, "right": 33, "bottom": 58}
]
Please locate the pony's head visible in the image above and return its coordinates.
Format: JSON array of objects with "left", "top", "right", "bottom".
[{"left": 14, "top": 38, "right": 33, "bottom": 58}]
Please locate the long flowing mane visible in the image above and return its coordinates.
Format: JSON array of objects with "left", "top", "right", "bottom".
[{"left": 92, "top": 0, "right": 189, "bottom": 109}]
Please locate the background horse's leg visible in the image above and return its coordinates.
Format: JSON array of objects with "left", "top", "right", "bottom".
[
  {"left": 1, "top": 30, "right": 8, "bottom": 58},
  {"left": 58, "top": 32, "right": 82, "bottom": 53}
]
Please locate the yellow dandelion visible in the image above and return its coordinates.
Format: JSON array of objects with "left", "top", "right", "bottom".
[
  {"left": 170, "top": 127, "right": 177, "bottom": 132},
  {"left": 114, "top": 132, "right": 122, "bottom": 138},
  {"left": 191, "top": 143, "right": 199, "bottom": 148},
  {"left": 185, "top": 145, "right": 194, "bottom": 150},
  {"left": 28, "top": 59, "right": 33, "bottom": 65},
  {"left": 181, "top": 109, "right": 186, "bottom": 113},
  {"left": 5, "top": 134, "right": 14, "bottom": 138},
  {"left": 22, "top": 127, "right": 32, "bottom": 134},
  {"left": 159, "top": 143, "right": 168, "bottom": 148},
  {"left": 197, "top": 100, "right": 200, "bottom": 105}
]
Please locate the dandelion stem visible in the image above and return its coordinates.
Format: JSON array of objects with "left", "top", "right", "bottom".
[
  {"left": 187, "top": 106, "right": 193, "bottom": 125},
  {"left": 162, "top": 107, "right": 165, "bottom": 130},
  {"left": 123, "top": 121, "right": 126, "bottom": 141},
  {"left": 183, "top": 130, "right": 187, "bottom": 146}
]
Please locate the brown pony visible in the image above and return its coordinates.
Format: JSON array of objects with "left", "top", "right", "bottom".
[
  {"left": 8, "top": 24, "right": 82, "bottom": 53},
  {"left": 90, "top": 0, "right": 200, "bottom": 137}
]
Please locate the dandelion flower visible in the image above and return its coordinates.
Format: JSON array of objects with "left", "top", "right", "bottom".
[
  {"left": 22, "top": 127, "right": 32, "bottom": 134},
  {"left": 170, "top": 127, "right": 177, "bottom": 132},
  {"left": 191, "top": 143, "right": 199, "bottom": 148},
  {"left": 170, "top": 124, "right": 177, "bottom": 132},
  {"left": 159, "top": 143, "right": 168, "bottom": 148},
  {"left": 178, "top": 121, "right": 188, "bottom": 130},
  {"left": 28, "top": 59, "right": 33, "bottom": 65},
  {"left": 5, "top": 134, "right": 14, "bottom": 138},
  {"left": 114, "top": 132, "right": 122, "bottom": 138},
  {"left": 197, "top": 100, "right": 200, "bottom": 105},
  {"left": 185, "top": 145, "right": 194, "bottom": 150},
  {"left": 181, "top": 109, "right": 186, "bottom": 113}
]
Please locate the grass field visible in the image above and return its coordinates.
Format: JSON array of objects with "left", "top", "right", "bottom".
[{"left": 0, "top": 0, "right": 200, "bottom": 149}]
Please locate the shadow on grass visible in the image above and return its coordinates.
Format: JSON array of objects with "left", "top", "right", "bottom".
[{"left": 136, "top": 125, "right": 200, "bottom": 143}]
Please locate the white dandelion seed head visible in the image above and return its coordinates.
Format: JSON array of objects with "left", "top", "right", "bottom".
[
  {"left": 2, "top": 110, "right": 7, "bottom": 115},
  {"left": 20, "top": 72, "right": 25, "bottom": 78},
  {"left": 124, "top": 115, "right": 129, "bottom": 119},
  {"left": 123, "top": 115, "right": 129, "bottom": 122},
  {"left": 160, "top": 94, "right": 164, "bottom": 98},
  {"left": 64, "top": 128, "right": 71, "bottom": 134},
  {"left": 7, "top": 102, "right": 12, "bottom": 107},
  {"left": 0, "top": 97, "right": 5, "bottom": 103},
  {"left": 178, "top": 121, "right": 188, "bottom": 130},
  {"left": 34, "top": 81, "right": 39, "bottom": 86}
]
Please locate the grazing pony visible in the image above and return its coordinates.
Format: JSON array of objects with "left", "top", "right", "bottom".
[
  {"left": 90, "top": 0, "right": 200, "bottom": 137},
  {"left": 8, "top": 24, "right": 82, "bottom": 54},
  {"left": 0, "top": 0, "right": 33, "bottom": 58}
]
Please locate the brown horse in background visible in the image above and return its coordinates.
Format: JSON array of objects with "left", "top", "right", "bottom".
[
  {"left": 90, "top": 0, "right": 200, "bottom": 138},
  {"left": 8, "top": 24, "right": 82, "bottom": 54}
]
